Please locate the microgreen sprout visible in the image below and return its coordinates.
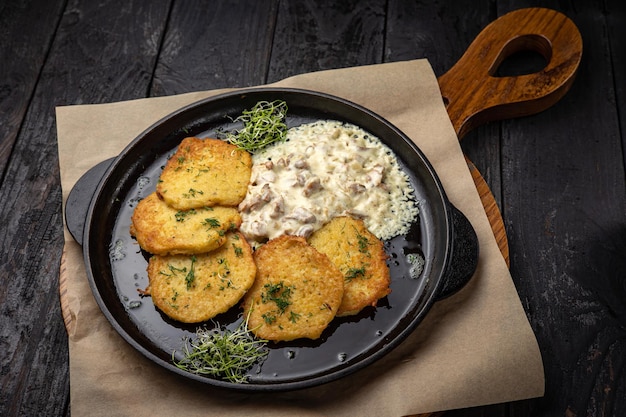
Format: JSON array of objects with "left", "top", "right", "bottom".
[
  {"left": 225, "top": 100, "right": 288, "bottom": 153},
  {"left": 173, "top": 312, "right": 268, "bottom": 384}
]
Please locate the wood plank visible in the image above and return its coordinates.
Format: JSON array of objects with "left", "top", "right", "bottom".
[
  {"left": 0, "top": 0, "right": 65, "bottom": 182},
  {"left": 498, "top": 0, "right": 626, "bottom": 416},
  {"left": 267, "top": 0, "right": 386, "bottom": 82},
  {"left": 0, "top": 1, "right": 172, "bottom": 415},
  {"left": 151, "top": 0, "right": 279, "bottom": 96},
  {"left": 386, "top": 0, "right": 492, "bottom": 78},
  {"left": 607, "top": 0, "right": 626, "bottom": 167}
]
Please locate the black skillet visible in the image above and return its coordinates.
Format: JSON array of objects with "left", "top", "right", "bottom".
[{"left": 65, "top": 87, "right": 478, "bottom": 391}]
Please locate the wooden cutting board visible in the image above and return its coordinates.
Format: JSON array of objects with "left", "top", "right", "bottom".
[
  {"left": 410, "top": 7, "right": 581, "bottom": 416},
  {"left": 438, "top": 6, "right": 582, "bottom": 267},
  {"left": 58, "top": 7, "right": 581, "bottom": 417}
]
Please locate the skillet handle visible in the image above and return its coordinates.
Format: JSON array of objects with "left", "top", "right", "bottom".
[
  {"left": 437, "top": 7, "right": 582, "bottom": 140},
  {"left": 65, "top": 158, "right": 114, "bottom": 246},
  {"left": 436, "top": 204, "right": 479, "bottom": 300}
]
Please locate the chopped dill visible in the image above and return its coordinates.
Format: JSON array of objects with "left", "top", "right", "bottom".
[
  {"left": 202, "top": 217, "right": 220, "bottom": 228},
  {"left": 174, "top": 208, "right": 196, "bottom": 222},
  {"left": 345, "top": 266, "right": 367, "bottom": 281},
  {"left": 355, "top": 230, "right": 371, "bottom": 255},
  {"left": 232, "top": 244, "right": 243, "bottom": 257},
  {"left": 261, "top": 281, "right": 293, "bottom": 313},
  {"left": 183, "top": 188, "right": 203, "bottom": 198},
  {"left": 262, "top": 313, "right": 276, "bottom": 325},
  {"left": 289, "top": 311, "right": 301, "bottom": 323},
  {"left": 185, "top": 256, "right": 197, "bottom": 290}
]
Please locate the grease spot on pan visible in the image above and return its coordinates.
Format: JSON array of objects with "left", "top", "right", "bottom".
[{"left": 109, "top": 238, "right": 126, "bottom": 261}]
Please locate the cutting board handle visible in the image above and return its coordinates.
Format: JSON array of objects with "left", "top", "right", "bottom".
[{"left": 438, "top": 7, "right": 582, "bottom": 139}]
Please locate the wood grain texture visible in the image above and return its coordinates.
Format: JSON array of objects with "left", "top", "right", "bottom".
[
  {"left": 268, "top": 0, "right": 385, "bottom": 81},
  {"left": 0, "top": 0, "right": 65, "bottom": 181},
  {"left": 0, "top": 0, "right": 172, "bottom": 415},
  {"left": 46, "top": 0, "right": 173, "bottom": 104},
  {"left": 502, "top": 1, "right": 625, "bottom": 416},
  {"left": 607, "top": 0, "right": 626, "bottom": 168},
  {"left": 151, "top": 0, "right": 279, "bottom": 96},
  {"left": 386, "top": 0, "right": 492, "bottom": 77},
  {"left": 0, "top": 2, "right": 69, "bottom": 414},
  {"left": 499, "top": 1, "right": 626, "bottom": 415}
]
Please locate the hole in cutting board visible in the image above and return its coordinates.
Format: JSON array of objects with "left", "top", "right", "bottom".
[
  {"left": 490, "top": 34, "right": 550, "bottom": 77},
  {"left": 494, "top": 49, "right": 548, "bottom": 77}
]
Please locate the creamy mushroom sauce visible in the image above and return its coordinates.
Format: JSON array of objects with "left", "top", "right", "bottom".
[{"left": 238, "top": 120, "right": 419, "bottom": 245}]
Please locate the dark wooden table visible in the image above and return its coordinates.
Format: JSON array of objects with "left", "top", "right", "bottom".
[{"left": 1, "top": 1, "right": 624, "bottom": 416}]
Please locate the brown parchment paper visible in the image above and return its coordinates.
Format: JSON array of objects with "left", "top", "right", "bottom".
[{"left": 57, "top": 59, "right": 544, "bottom": 417}]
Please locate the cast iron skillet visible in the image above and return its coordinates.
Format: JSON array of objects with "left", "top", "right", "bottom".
[{"left": 65, "top": 87, "right": 479, "bottom": 392}]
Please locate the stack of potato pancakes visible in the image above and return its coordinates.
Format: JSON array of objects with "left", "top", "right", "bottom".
[{"left": 130, "top": 137, "right": 390, "bottom": 342}]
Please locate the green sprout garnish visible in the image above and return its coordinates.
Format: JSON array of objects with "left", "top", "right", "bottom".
[
  {"left": 173, "top": 313, "right": 268, "bottom": 384},
  {"left": 225, "top": 100, "right": 288, "bottom": 153}
]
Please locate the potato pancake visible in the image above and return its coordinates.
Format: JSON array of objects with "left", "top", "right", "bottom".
[
  {"left": 130, "top": 192, "right": 241, "bottom": 255},
  {"left": 156, "top": 137, "right": 252, "bottom": 210},
  {"left": 242, "top": 235, "right": 344, "bottom": 341},
  {"left": 146, "top": 232, "right": 256, "bottom": 323},
  {"left": 308, "top": 216, "right": 390, "bottom": 316}
]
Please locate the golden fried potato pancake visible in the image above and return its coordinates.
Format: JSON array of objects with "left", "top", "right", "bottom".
[
  {"left": 156, "top": 137, "right": 252, "bottom": 210},
  {"left": 242, "top": 236, "right": 343, "bottom": 341},
  {"left": 130, "top": 192, "right": 241, "bottom": 256},
  {"left": 146, "top": 232, "right": 256, "bottom": 323},
  {"left": 308, "top": 216, "right": 390, "bottom": 316}
]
